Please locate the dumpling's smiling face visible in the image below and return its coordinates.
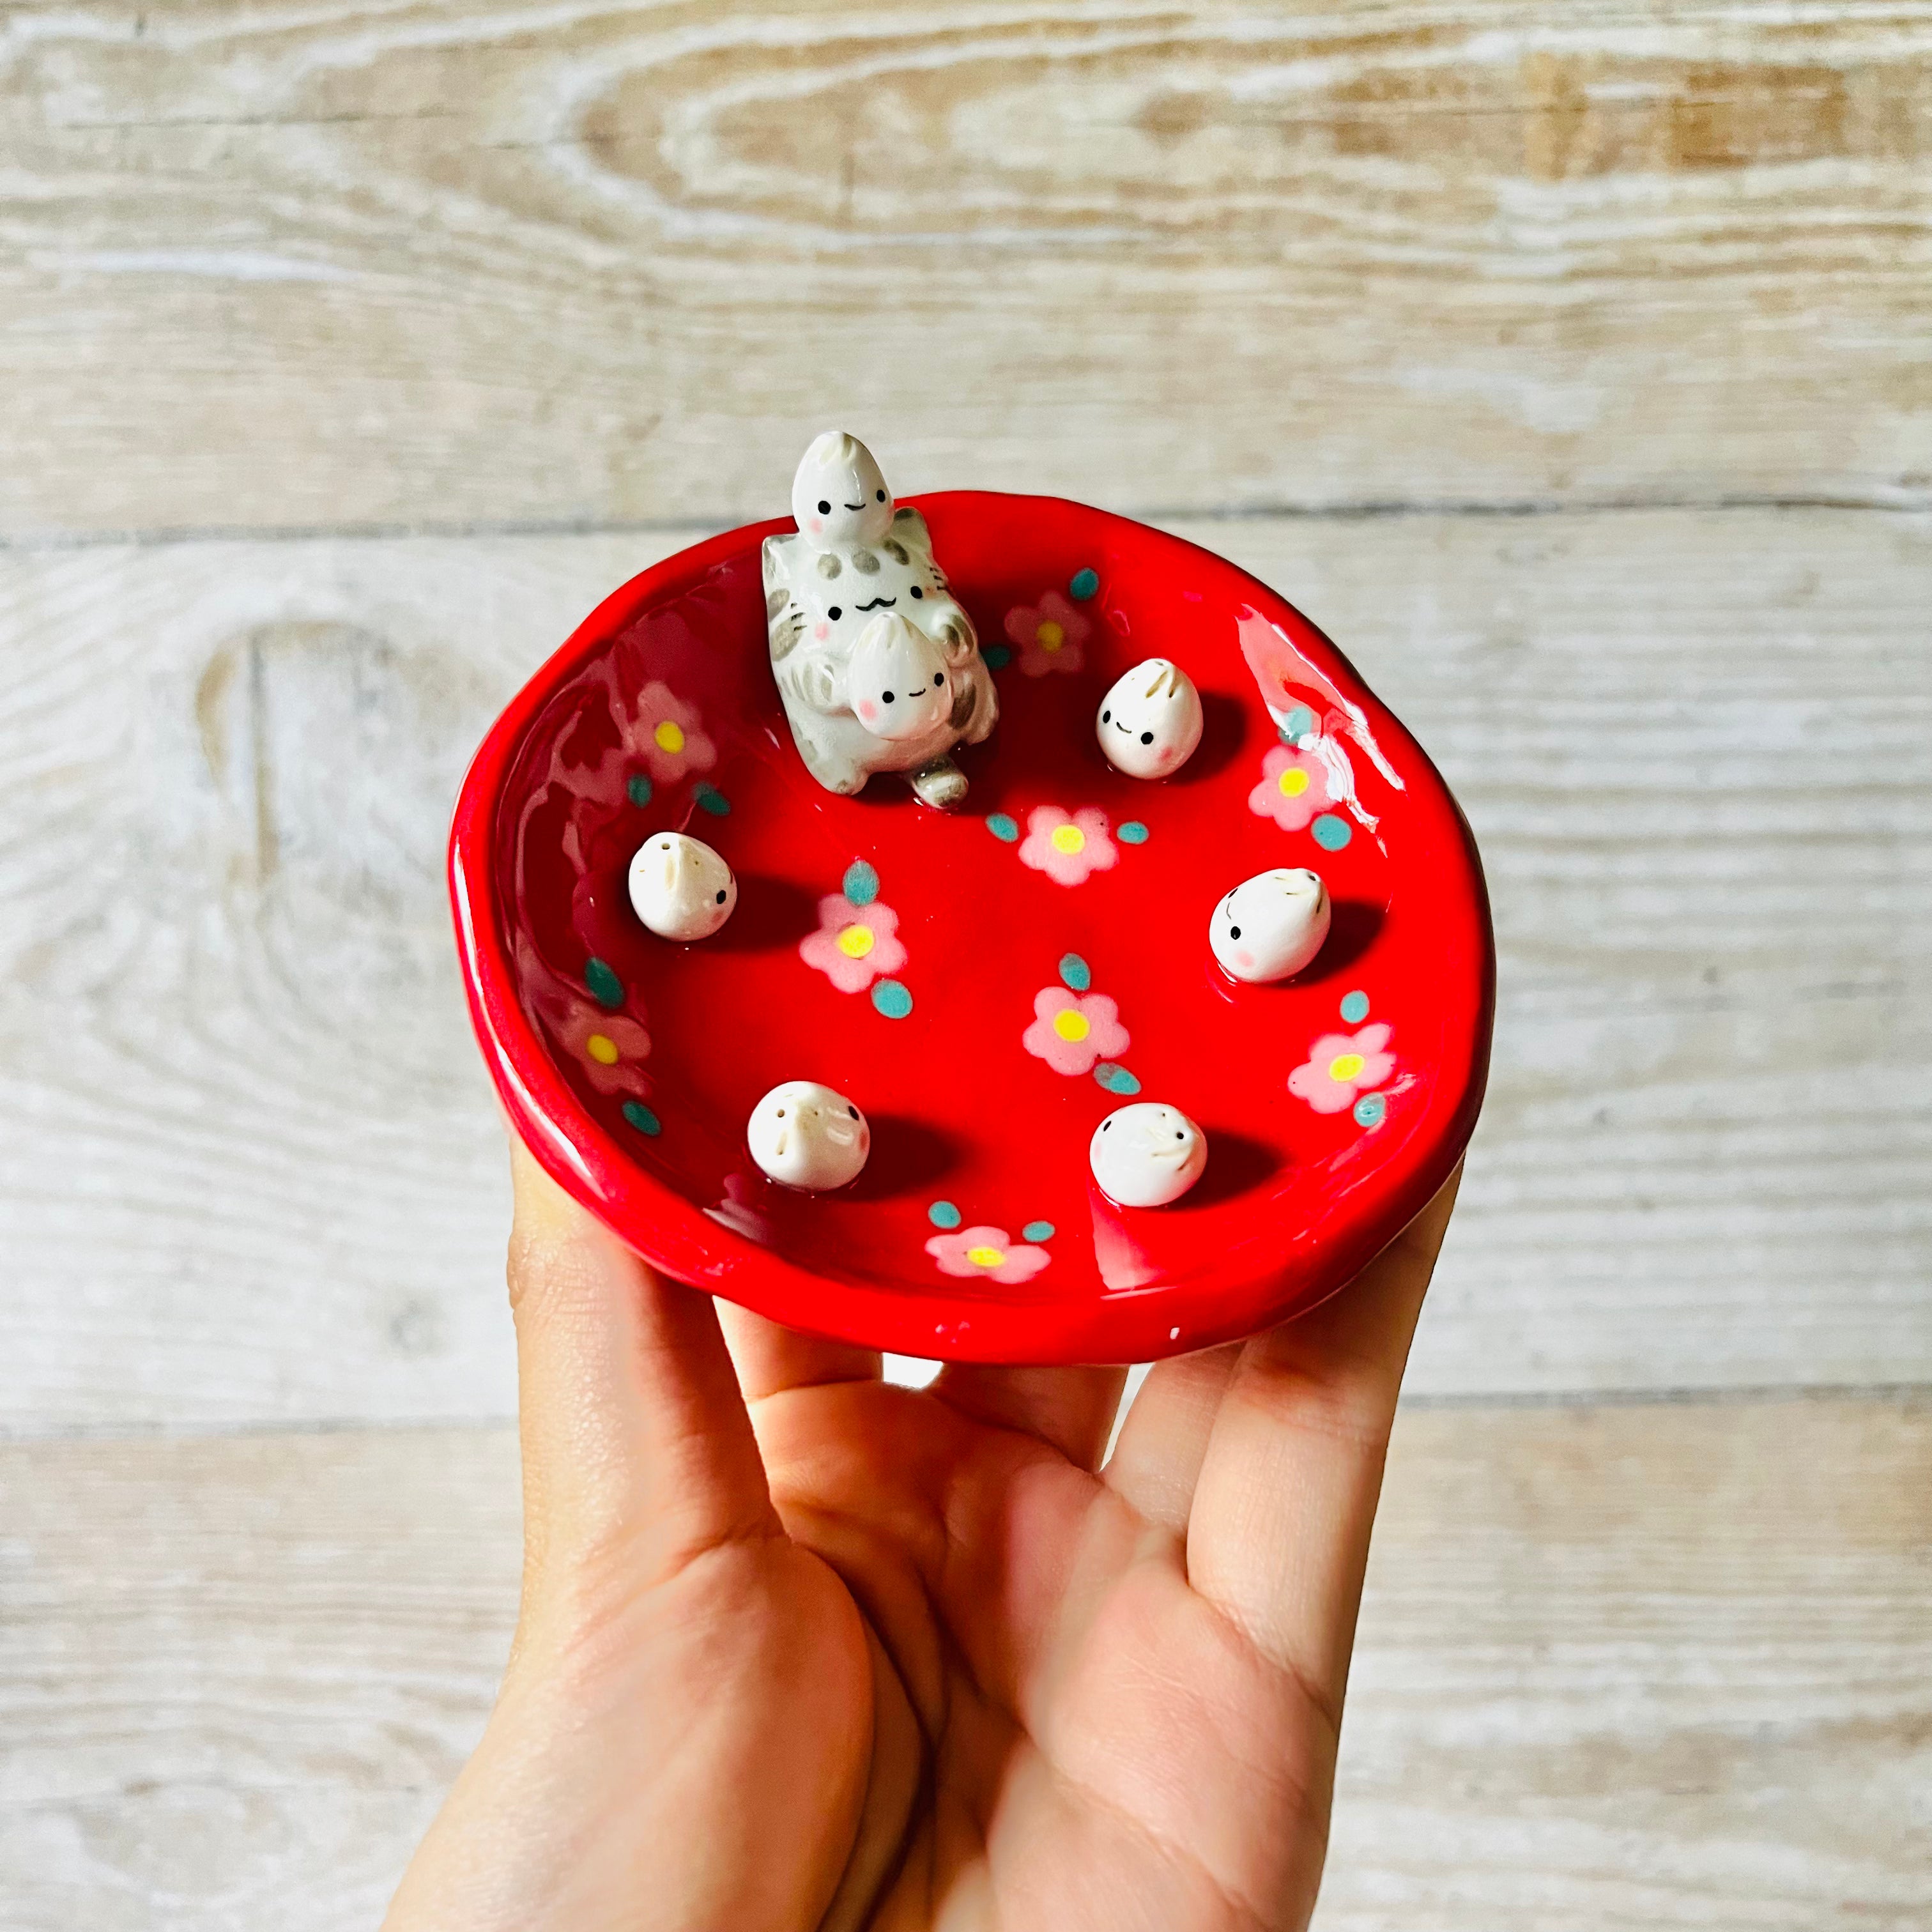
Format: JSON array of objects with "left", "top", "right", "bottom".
[
  {"left": 1097, "top": 658, "right": 1204, "bottom": 779},
  {"left": 849, "top": 614, "right": 952, "bottom": 741},
  {"left": 792, "top": 432, "right": 893, "bottom": 547},
  {"left": 1209, "top": 868, "right": 1331, "bottom": 983}
]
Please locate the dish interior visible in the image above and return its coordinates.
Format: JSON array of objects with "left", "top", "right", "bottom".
[{"left": 479, "top": 494, "right": 1489, "bottom": 1356}]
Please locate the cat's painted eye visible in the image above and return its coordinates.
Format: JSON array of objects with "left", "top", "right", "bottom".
[{"left": 817, "top": 499, "right": 831, "bottom": 513}]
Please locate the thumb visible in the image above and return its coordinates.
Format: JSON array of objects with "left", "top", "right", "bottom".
[{"left": 505, "top": 1135, "right": 778, "bottom": 1610}]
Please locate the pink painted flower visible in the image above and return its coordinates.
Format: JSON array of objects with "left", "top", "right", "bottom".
[
  {"left": 1004, "top": 589, "right": 1091, "bottom": 677},
  {"left": 624, "top": 680, "right": 717, "bottom": 784},
  {"left": 1248, "top": 743, "right": 1332, "bottom": 831},
  {"left": 926, "top": 1224, "right": 1052, "bottom": 1285},
  {"left": 1023, "top": 985, "right": 1130, "bottom": 1077},
  {"left": 1288, "top": 1024, "right": 1395, "bottom": 1114},
  {"left": 556, "top": 1001, "right": 652, "bottom": 1096},
  {"left": 1018, "top": 805, "right": 1117, "bottom": 887},
  {"left": 799, "top": 893, "right": 908, "bottom": 993}
]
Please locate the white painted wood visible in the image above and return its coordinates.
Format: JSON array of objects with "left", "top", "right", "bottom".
[
  {"left": 3, "top": 1404, "right": 1924, "bottom": 1928},
  {"left": 1, "top": 509, "right": 1926, "bottom": 1427},
  {"left": 3, "top": 2, "right": 1929, "bottom": 537},
  {"left": 1318, "top": 1395, "right": 1932, "bottom": 1929},
  {"left": 1184, "top": 509, "right": 1932, "bottom": 1398}
]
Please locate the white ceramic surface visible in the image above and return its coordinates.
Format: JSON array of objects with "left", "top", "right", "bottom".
[
  {"left": 746, "top": 1080, "right": 872, "bottom": 1191},
  {"left": 1089, "top": 1101, "right": 1209, "bottom": 1207},
  {"left": 1208, "top": 867, "right": 1331, "bottom": 983},
  {"left": 1096, "top": 657, "right": 1204, "bottom": 779},
  {"left": 627, "top": 831, "right": 738, "bottom": 942}
]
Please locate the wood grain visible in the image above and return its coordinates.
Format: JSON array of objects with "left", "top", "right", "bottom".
[
  {"left": 3, "top": 1, "right": 1930, "bottom": 537},
  {"left": 2, "top": 1400, "right": 1924, "bottom": 1928},
  {"left": 2, "top": 505, "right": 1926, "bottom": 1428}
]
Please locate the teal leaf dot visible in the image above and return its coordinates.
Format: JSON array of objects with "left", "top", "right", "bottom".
[
  {"left": 928, "top": 1200, "right": 962, "bottom": 1230},
  {"left": 1022, "top": 1220, "right": 1056, "bottom": 1243},
  {"left": 1068, "top": 567, "right": 1100, "bottom": 601},
  {"left": 871, "top": 978, "right": 914, "bottom": 1019},
  {"left": 1353, "top": 1093, "right": 1387, "bottom": 1130},
  {"left": 1280, "top": 705, "right": 1315, "bottom": 742},
  {"left": 986, "top": 812, "right": 1019, "bottom": 843},
  {"left": 694, "top": 782, "right": 730, "bottom": 816},
  {"left": 1058, "top": 952, "right": 1091, "bottom": 993},
  {"left": 1094, "top": 1062, "right": 1141, "bottom": 1096},
  {"left": 983, "top": 644, "right": 1013, "bottom": 670},
  {"left": 1340, "top": 989, "right": 1370, "bottom": 1023},
  {"left": 585, "top": 957, "right": 624, "bottom": 1010},
  {"left": 842, "top": 859, "right": 880, "bottom": 907},
  {"left": 1117, "top": 820, "right": 1149, "bottom": 845},
  {"left": 1311, "top": 813, "right": 1352, "bottom": 851},
  {"left": 626, "top": 774, "right": 654, "bottom": 807},
  {"left": 621, "top": 1100, "right": 661, "bottom": 1137}
]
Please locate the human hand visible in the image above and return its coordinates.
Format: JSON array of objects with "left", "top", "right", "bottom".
[{"left": 384, "top": 1142, "right": 1459, "bottom": 1932}]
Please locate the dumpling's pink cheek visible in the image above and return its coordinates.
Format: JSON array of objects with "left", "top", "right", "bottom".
[
  {"left": 1234, "top": 949, "right": 1254, "bottom": 970},
  {"left": 813, "top": 620, "right": 829, "bottom": 640},
  {"left": 859, "top": 700, "right": 877, "bottom": 723}
]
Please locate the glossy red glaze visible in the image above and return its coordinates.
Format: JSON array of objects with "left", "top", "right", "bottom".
[{"left": 450, "top": 493, "right": 1493, "bottom": 1363}]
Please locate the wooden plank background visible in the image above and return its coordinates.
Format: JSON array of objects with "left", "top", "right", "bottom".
[{"left": 1, "top": 2, "right": 1927, "bottom": 1925}]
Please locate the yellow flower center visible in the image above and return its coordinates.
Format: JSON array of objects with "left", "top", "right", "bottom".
[
  {"left": 586, "top": 1033, "right": 620, "bottom": 1066},
  {"left": 1328, "top": 1052, "right": 1367, "bottom": 1083},
  {"left": 1278, "top": 766, "right": 1310, "bottom": 798},
  {"left": 1049, "top": 824, "right": 1086, "bottom": 855},
  {"left": 1052, "top": 1009, "right": 1091, "bottom": 1043},
  {"left": 966, "top": 1246, "right": 1006, "bottom": 1269},
  {"left": 653, "top": 719, "right": 686, "bottom": 755},
  {"left": 836, "top": 924, "right": 875, "bottom": 959},
  {"left": 1036, "top": 620, "right": 1064, "bottom": 651}
]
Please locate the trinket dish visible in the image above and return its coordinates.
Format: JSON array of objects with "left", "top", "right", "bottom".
[{"left": 449, "top": 493, "right": 1493, "bottom": 1364}]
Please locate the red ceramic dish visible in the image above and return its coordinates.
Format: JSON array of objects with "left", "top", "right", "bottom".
[{"left": 449, "top": 493, "right": 1493, "bottom": 1364}]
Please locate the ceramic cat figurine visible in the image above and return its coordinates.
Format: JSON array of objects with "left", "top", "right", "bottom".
[{"left": 762, "top": 432, "right": 998, "bottom": 809}]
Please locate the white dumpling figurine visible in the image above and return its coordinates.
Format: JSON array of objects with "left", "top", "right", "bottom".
[
  {"left": 1096, "top": 658, "right": 1204, "bottom": 779},
  {"left": 628, "top": 831, "right": 737, "bottom": 942},
  {"left": 1209, "top": 868, "right": 1331, "bottom": 983},
  {"left": 747, "top": 1080, "right": 870, "bottom": 1191},
  {"left": 1089, "top": 1102, "right": 1208, "bottom": 1208},
  {"left": 790, "top": 433, "right": 894, "bottom": 549}
]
